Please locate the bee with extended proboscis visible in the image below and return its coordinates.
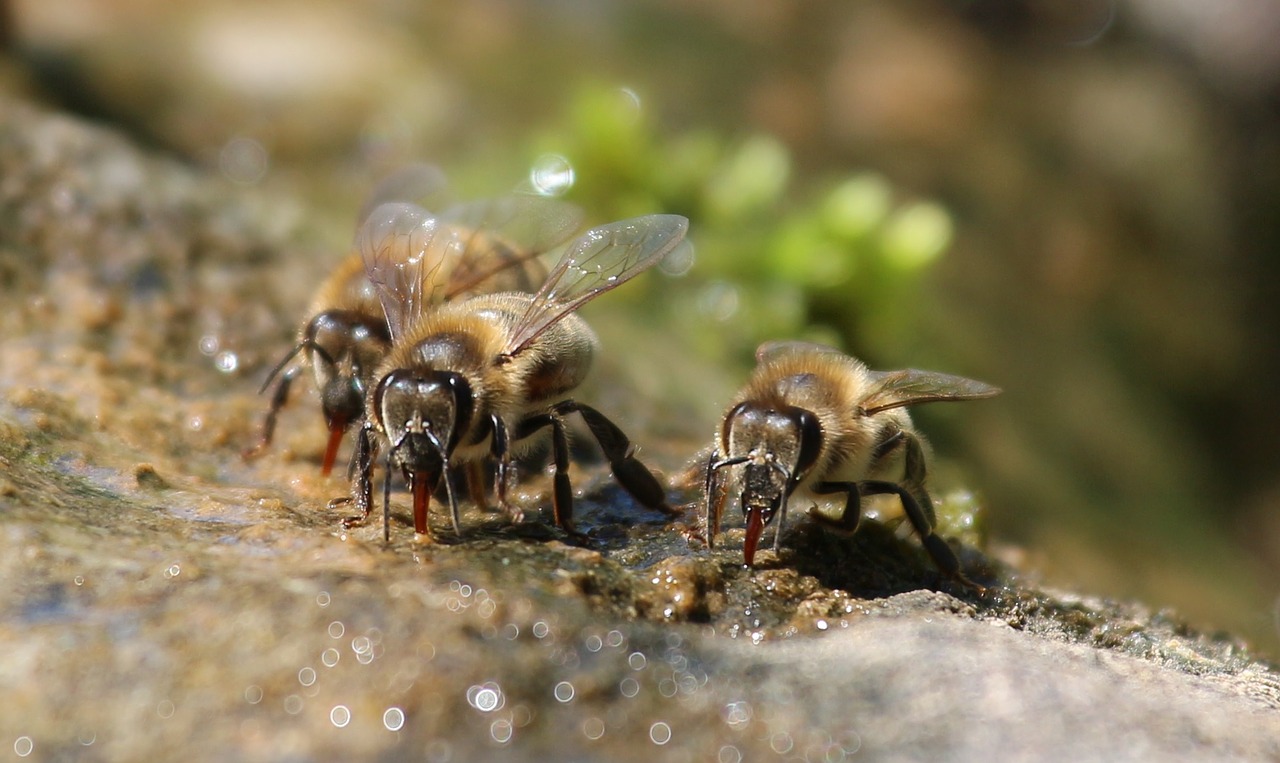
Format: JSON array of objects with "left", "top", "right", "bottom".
[
  {"left": 243, "top": 165, "right": 583, "bottom": 476},
  {"left": 345, "top": 208, "right": 690, "bottom": 542},
  {"left": 702, "top": 340, "right": 999, "bottom": 580}
]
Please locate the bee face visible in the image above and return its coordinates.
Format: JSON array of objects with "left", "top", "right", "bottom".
[
  {"left": 374, "top": 368, "right": 475, "bottom": 475},
  {"left": 305, "top": 309, "right": 392, "bottom": 431}
]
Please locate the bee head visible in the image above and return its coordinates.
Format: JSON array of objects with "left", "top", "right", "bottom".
[
  {"left": 713, "top": 401, "right": 823, "bottom": 565},
  {"left": 373, "top": 368, "right": 474, "bottom": 474},
  {"left": 305, "top": 310, "right": 392, "bottom": 430}
]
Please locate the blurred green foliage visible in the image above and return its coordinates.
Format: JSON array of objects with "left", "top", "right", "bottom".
[{"left": 522, "top": 82, "right": 955, "bottom": 371}]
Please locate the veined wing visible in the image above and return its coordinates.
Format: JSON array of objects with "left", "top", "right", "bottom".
[
  {"left": 357, "top": 201, "right": 456, "bottom": 341},
  {"left": 755, "top": 339, "right": 845, "bottom": 365},
  {"left": 862, "top": 368, "right": 1001, "bottom": 415},
  {"left": 355, "top": 163, "right": 449, "bottom": 227},
  {"left": 437, "top": 194, "right": 583, "bottom": 300},
  {"left": 502, "top": 214, "right": 689, "bottom": 357}
]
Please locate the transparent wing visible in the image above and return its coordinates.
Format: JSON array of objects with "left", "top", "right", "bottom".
[
  {"left": 356, "top": 163, "right": 450, "bottom": 227},
  {"left": 436, "top": 194, "right": 583, "bottom": 299},
  {"left": 755, "top": 339, "right": 844, "bottom": 364},
  {"left": 357, "top": 201, "right": 455, "bottom": 341},
  {"left": 503, "top": 214, "right": 690, "bottom": 357},
  {"left": 862, "top": 368, "right": 1001, "bottom": 415}
]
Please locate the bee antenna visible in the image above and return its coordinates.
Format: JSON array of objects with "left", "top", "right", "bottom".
[
  {"left": 703, "top": 454, "right": 750, "bottom": 550},
  {"left": 423, "top": 428, "right": 461, "bottom": 538}
]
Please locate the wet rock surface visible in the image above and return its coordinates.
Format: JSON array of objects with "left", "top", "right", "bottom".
[{"left": 2, "top": 98, "right": 1279, "bottom": 761}]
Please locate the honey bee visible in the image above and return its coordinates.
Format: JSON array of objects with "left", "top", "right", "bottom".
[
  {"left": 346, "top": 213, "right": 690, "bottom": 542},
  {"left": 243, "top": 166, "right": 582, "bottom": 475},
  {"left": 702, "top": 340, "right": 999, "bottom": 579}
]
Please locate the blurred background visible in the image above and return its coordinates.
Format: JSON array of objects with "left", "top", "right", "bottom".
[{"left": 3, "top": 0, "right": 1278, "bottom": 657}]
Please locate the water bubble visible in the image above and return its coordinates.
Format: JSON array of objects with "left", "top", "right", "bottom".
[
  {"left": 214, "top": 351, "right": 239, "bottom": 374},
  {"left": 722, "top": 701, "right": 752, "bottom": 729},
  {"left": 357, "top": 650, "right": 375, "bottom": 665},
  {"left": 584, "top": 634, "right": 603, "bottom": 652},
  {"left": 490, "top": 718, "right": 513, "bottom": 745},
  {"left": 606, "top": 630, "right": 625, "bottom": 648},
  {"left": 658, "top": 678, "right": 678, "bottom": 698},
  {"left": 628, "top": 652, "right": 647, "bottom": 670},
  {"left": 198, "top": 335, "right": 219, "bottom": 355},
  {"left": 14, "top": 737, "right": 33, "bottom": 757},
  {"left": 220, "top": 136, "right": 269, "bottom": 185},
  {"left": 188, "top": 416, "right": 204, "bottom": 432},
  {"left": 503, "top": 624, "right": 520, "bottom": 640},
  {"left": 425, "top": 740, "right": 453, "bottom": 763},
  {"left": 317, "top": 592, "right": 332, "bottom": 607},
  {"left": 322, "top": 648, "right": 340, "bottom": 668},
  {"left": 73, "top": 575, "right": 84, "bottom": 586},
  {"left": 718, "top": 745, "right": 742, "bottom": 763},
  {"left": 298, "top": 667, "right": 317, "bottom": 687},
  {"left": 837, "top": 729, "right": 862, "bottom": 755},
  {"left": 770, "top": 731, "right": 794, "bottom": 755},
  {"left": 816, "top": 619, "right": 829, "bottom": 631},
  {"left": 658, "top": 239, "right": 695, "bottom": 277},
  {"left": 553, "top": 681, "right": 575, "bottom": 703},
  {"left": 352, "top": 636, "right": 372, "bottom": 656},
  {"left": 649, "top": 722, "right": 672, "bottom": 745},
  {"left": 330, "top": 705, "right": 351, "bottom": 728},
  {"left": 157, "top": 700, "right": 176, "bottom": 719},
  {"left": 583, "top": 717, "right": 605, "bottom": 740},
  {"left": 530, "top": 155, "right": 575, "bottom": 196},
  {"left": 77, "top": 730, "right": 96, "bottom": 746},
  {"left": 244, "top": 685, "right": 263, "bottom": 705},
  {"left": 164, "top": 563, "right": 181, "bottom": 579},
  {"left": 467, "top": 683, "right": 504, "bottom": 713},
  {"left": 284, "top": 695, "right": 304, "bottom": 715},
  {"left": 384, "top": 707, "right": 406, "bottom": 732},
  {"left": 619, "top": 677, "right": 640, "bottom": 698},
  {"left": 698, "top": 281, "right": 739, "bottom": 321},
  {"left": 328, "top": 620, "right": 345, "bottom": 638},
  {"left": 532, "top": 621, "right": 550, "bottom": 639}
]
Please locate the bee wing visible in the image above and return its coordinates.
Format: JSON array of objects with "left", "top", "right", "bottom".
[
  {"left": 862, "top": 369, "right": 1001, "bottom": 415},
  {"left": 755, "top": 339, "right": 844, "bottom": 364},
  {"left": 357, "top": 201, "right": 456, "bottom": 341},
  {"left": 436, "top": 194, "right": 584, "bottom": 299},
  {"left": 356, "top": 163, "right": 450, "bottom": 226},
  {"left": 503, "top": 214, "right": 690, "bottom": 357}
]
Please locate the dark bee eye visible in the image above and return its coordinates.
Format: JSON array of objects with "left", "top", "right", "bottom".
[{"left": 790, "top": 407, "right": 823, "bottom": 480}]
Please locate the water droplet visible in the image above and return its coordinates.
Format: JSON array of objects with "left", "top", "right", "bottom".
[
  {"left": 489, "top": 718, "right": 513, "bottom": 745},
  {"left": 188, "top": 416, "right": 204, "bottom": 432},
  {"left": 532, "top": 621, "right": 550, "bottom": 639},
  {"left": 244, "top": 685, "right": 263, "bottom": 704},
  {"left": 649, "top": 722, "right": 672, "bottom": 746},
  {"left": 718, "top": 745, "right": 742, "bottom": 763},
  {"left": 658, "top": 678, "right": 678, "bottom": 698},
  {"left": 73, "top": 575, "right": 84, "bottom": 586},
  {"left": 584, "top": 634, "right": 603, "bottom": 653},
  {"left": 283, "top": 695, "right": 303, "bottom": 715},
  {"left": 14, "top": 737, "right": 33, "bottom": 757},
  {"left": 816, "top": 619, "right": 829, "bottom": 631},
  {"left": 383, "top": 707, "right": 406, "bottom": 732},
  {"left": 220, "top": 136, "right": 269, "bottom": 186},
  {"left": 722, "top": 701, "right": 752, "bottom": 729},
  {"left": 164, "top": 563, "right": 181, "bottom": 579},
  {"left": 77, "top": 730, "right": 95, "bottom": 746},
  {"left": 352, "top": 636, "right": 372, "bottom": 656},
  {"left": 321, "top": 648, "right": 340, "bottom": 668},
  {"left": 698, "top": 281, "right": 739, "bottom": 321},
  {"left": 317, "top": 592, "right": 331, "bottom": 607},
  {"left": 198, "top": 335, "right": 219, "bottom": 355},
  {"left": 553, "top": 681, "right": 575, "bottom": 703},
  {"left": 628, "top": 652, "right": 647, "bottom": 670},
  {"left": 619, "top": 677, "right": 640, "bottom": 698},
  {"left": 330, "top": 705, "right": 351, "bottom": 728},
  {"left": 357, "top": 650, "right": 375, "bottom": 665},
  {"left": 156, "top": 700, "right": 175, "bottom": 719},
  {"left": 467, "top": 683, "right": 504, "bottom": 713},
  {"left": 770, "top": 731, "right": 794, "bottom": 755},
  {"left": 530, "top": 155, "right": 575, "bottom": 196},
  {"left": 502, "top": 624, "right": 520, "bottom": 640},
  {"left": 606, "top": 630, "right": 625, "bottom": 649},
  {"left": 298, "top": 667, "right": 317, "bottom": 687},
  {"left": 214, "top": 350, "right": 239, "bottom": 374},
  {"left": 658, "top": 239, "right": 695, "bottom": 277},
  {"left": 328, "top": 620, "right": 344, "bottom": 638}
]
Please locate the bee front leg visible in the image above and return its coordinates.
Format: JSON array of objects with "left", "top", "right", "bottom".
[
  {"left": 487, "top": 413, "right": 522, "bottom": 523},
  {"left": 341, "top": 424, "right": 376, "bottom": 532},
  {"left": 242, "top": 366, "right": 299, "bottom": 461},
  {"left": 515, "top": 412, "right": 587, "bottom": 541},
  {"left": 551, "top": 400, "right": 675, "bottom": 515}
]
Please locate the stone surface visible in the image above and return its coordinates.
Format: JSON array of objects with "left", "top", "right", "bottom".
[{"left": 1, "top": 98, "right": 1278, "bottom": 761}]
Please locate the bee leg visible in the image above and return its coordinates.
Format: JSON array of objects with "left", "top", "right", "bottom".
[
  {"left": 465, "top": 461, "right": 491, "bottom": 513},
  {"left": 242, "top": 366, "right": 298, "bottom": 461},
  {"left": 341, "top": 424, "right": 377, "bottom": 533},
  {"left": 900, "top": 432, "right": 938, "bottom": 527},
  {"left": 487, "top": 414, "right": 522, "bottom": 524},
  {"left": 515, "top": 413, "right": 588, "bottom": 542},
  {"left": 859, "top": 480, "right": 978, "bottom": 590},
  {"left": 809, "top": 481, "right": 863, "bottom": 534},
  {"left": 551, "top": 401, "right": 675, "bottom": 515}
]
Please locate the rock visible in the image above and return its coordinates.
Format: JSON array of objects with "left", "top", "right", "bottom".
[{"left": 1, "top": 97, "right": 1278, "bottom": 762}]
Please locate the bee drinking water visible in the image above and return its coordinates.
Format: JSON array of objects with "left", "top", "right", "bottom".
[
  {"left": 347, "top": 211, "right": 690, "bottom": 541},
  {"left": 702, "top": 341, "right": 999, "bottom": 579}
]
